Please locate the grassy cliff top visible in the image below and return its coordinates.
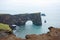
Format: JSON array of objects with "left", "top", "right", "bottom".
[{"left": 0, "top": 23, "right": 12, "bottom": 31}]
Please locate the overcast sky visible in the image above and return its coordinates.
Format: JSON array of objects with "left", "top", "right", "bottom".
[{"left": 0, "top": 0, "right": 60, "bottom": 14}]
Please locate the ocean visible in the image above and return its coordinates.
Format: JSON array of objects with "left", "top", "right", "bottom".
[{"left": 13, "top": 13, "right": 60, "bottom": 38}]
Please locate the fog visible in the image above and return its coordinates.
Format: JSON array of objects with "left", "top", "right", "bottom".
[{"left": 0, "top": 0, "right": 60, "bottom": 14}]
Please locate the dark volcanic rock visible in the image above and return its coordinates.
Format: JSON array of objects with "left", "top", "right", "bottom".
[
  {"left": 9, "top": 25, "right": 16, "bottom": 30},
  {"left": 0, "top": 13, "right": 42, "bottom": 26},
  {"left": 41, "top": 14, "right": 46, "bottom": 16}
]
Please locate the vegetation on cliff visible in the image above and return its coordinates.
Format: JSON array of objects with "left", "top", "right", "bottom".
[
  {"left": 0, "top": 29, "right": 23, "bottom": 40},
  {"left": 0, "top": 23, "right": 12, "bottom": 31}
]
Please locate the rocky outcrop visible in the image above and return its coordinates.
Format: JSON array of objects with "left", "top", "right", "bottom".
[
  {"left": 0, "top": 12, "right": 42, "bottom": 26},
  {"left": 0, "top": 13, "right": 42, "bottom": 30},
  {"left": 0, "top": 27, "right": 60, "bottom": 40},
  {"left": 25, "top": 27, "right": 60, "bottom": 40},
  {"left": 0, "top": 29, "right": 24, "bottom": 40},
  {"left": 41, "top": 14, "right": 46, "bottom": 16}
]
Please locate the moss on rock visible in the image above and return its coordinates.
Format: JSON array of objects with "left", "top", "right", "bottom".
[{"left": 0, "top": 23, "right": 12, "bottom": 31}]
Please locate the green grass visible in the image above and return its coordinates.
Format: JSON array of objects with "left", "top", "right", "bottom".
[{"left": 0, "top": 23, "right": 12, "bottom": 31}]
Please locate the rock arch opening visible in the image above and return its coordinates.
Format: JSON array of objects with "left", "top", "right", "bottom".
[
  {"left": 25, "top": 20, "right": 33, "bottom": 25},
  {"left": 0, "top": 13, "right": 42, "bottom": 26}
]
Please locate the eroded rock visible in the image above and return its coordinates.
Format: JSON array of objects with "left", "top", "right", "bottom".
[{"left": 0, "top": 13, "right": 42, "bottom": 26}]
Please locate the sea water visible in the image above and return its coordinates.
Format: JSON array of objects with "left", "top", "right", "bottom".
[
  {"left": 0, "top": 7, "right": 60, "bottom": 38},
  {"left": 14, "top": 13, "right": 60, "bottom": 38}
]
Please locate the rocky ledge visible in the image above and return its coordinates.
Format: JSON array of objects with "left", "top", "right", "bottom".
[
  {"left": 0, "top": 27, "right": 60, "bottom": 40},
  {"left": 25, "top": 27, "right": 60, "bottom": 40},
  {"left": 0, "top": 29, "right": 24, "bottom": 40}
]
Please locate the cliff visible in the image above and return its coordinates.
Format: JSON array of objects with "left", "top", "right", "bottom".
[
  {"left": 0, "top": 27, "right": 60, "bottom": 40},
  {"left": 0, "top": 13, "right": 42, "bottom": 29}
]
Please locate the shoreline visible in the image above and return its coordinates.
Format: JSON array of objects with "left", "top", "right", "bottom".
[{"left": 0, "top": 26, "right": 60, "bottom": 40}]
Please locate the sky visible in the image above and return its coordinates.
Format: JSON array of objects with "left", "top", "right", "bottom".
[{"left": 0, "top": 0, "right": 60, "bottom": 14}]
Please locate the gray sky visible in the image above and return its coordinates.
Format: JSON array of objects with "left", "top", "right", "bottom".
[{"left": 0, "top": 0, "right": 60, "bottom": 14}]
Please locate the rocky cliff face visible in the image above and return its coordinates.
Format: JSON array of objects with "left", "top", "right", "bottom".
[
  {"left": 0, "top": 13, "right": 42, "bottom": 26},
  {"left": 0, "top": 27, "right": 60, "bottom": 40}
]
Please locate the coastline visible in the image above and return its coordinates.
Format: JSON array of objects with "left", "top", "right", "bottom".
[{"left": 0, "top": 26, "right": 60, "bottom": 40}]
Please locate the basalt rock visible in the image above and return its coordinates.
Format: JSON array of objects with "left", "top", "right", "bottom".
[
  {"left": 0, "top": 12, "right": 42, "bottom": 26},
  {"left": 0, "top": 13, "right": 42, "bottom": 30}
]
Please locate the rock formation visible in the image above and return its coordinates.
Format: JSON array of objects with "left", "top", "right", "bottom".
[
  {"left": 0, "top": 13, "right": 42, "bottom": 26},
  {"left": 0, "top": 29, "right": 24, "bottom": 40},
  {"left": 41, "top": 14, "right": 46, "bottom": 16},
  {"left": 0, "top": 27, "right": 60, "bottom": 40},
  {"left": 25, "top": 27, "right": 60, "bottom": 40}
]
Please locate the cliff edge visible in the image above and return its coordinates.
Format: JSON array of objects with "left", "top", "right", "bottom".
[{"left": 0, "top": 26, "right": 60, "bottom": 40}]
